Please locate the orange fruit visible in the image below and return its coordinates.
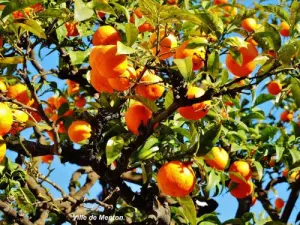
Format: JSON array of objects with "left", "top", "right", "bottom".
[
  {"left": 13, "top": 109, "right": 29, "bottom": 123},
  {"left": 204, "top": 147, "right": 229, "bottom": 171},
  {"left": 28, "top": 101, "right": 42, "bottom": 123},
  {"left": 282, "top": 168, "right": 289, "bottom": 177},
  {"left": 92, "top": 26, "right": 121, "bottom": 46},
  {"left": 267, "top": 81, "right": 282, "bottom": 95},
  {"left": 90, "top": 69, "right": 114, "bottom": 93},
  {"left": 178, "top": 87, "right": 210, "bottom": 120},
  {"left": 225, "top": 42, "right": 258, "bottom": 77},
  {"left": 241, "top": 18, "right": 257, "bottom": 32},
  {"left": 150, "top": 30, "right": 178, "bottom": 60},
  {"left": 68, "top": 120, "right": 92, "bottom": 143},
  {"left": 266, "top": 50, "right": 277, "bottom": 58},
  {"left": 280, "top": 111, "right": 293, "bottom": 122},
  {"left": 12, "top": 7, "right": 31, "bottom": 19},
  {"left": 65, "top": 22, "right": 79, "bottom": 37},
  {"left": 108, "top": 66, "right": 137, "bottom": 92},
  {"left": 175, "top": 40, "right": 205, "bottom": 71},
  {"left": 57, "top": 121, "right": 65, "bottom": 134},
  {"left": 125, "top": 103, "right": 152, "bottom": 135},
  {"left": 54, "top": 96, "right": 68, "bottom": 109},
  {"left": 135, "top": 73, "right": 164, "bottom": 100},
  {"left": 268, "top": 156, "right": 276, "bottom": 167},
  {"left": 7, "top": 84, "right": 33, "bottom": 106},
  {"left": 213, "top": 0, "right": 228, "bottom": 5},
  {"left": 66, "top": 80, "right": 80, "bottom": 95},
  {"left": 74, "top": 95, "right": 86, "bottom": 108},
  {"left": 130, "top": 8, "right": 154, "bottom": 33},
  {"left": 96, "top": 0, "right": 108, "bottom": 18},
  {"left": 157, "top": 161, "right": 196, "bottom": 197},
  {"left": 0, "top": 136, "right": 6, "bottom": 163},
  {"left": 0, "top": 5, "right": 5, "bottom": 10},
  {"left": 247, "top": 38, "right": 258, "bottom": 46},
  {"left": 275, "top": 198, "right": 284, "bottom": 209},
  {"left": 229, "top": 180, "right": 254, "bottom": 199},
  {"left": 0, "top": 103, "right": 13, "bottom": 136},
  {"left": 251, "top": 196, "right": 257, "bottom": 206},
  {"left": 0, "top": 81, "right": 7, "bottom": 92},
  {"left": 290, "top": 171, "right": 300, "bottom": 182},
  {"left": 279, "top": 22, "right": 290, "bottom": 37},
  {"left": 89, "top": 45, "right": 127, "bottom": 79},
  {"left": 229, "top": 161, "right": 252, "bottom": 182},
  {"left": 167, "top": 0, "right": 178, "bottom": 5},
  {"left": 31, "top": 3, "right": 44, "bottom": 13},
  {"left": 223, "top": 6, "right": 238, "bottom": 17},
  {"left": 41, "top": 155, "right": 54, "bottom": 164}
]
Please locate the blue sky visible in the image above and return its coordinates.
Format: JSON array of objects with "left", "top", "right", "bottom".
[{"left": 5, "top": 0, "right": 300, "bottom": 223}]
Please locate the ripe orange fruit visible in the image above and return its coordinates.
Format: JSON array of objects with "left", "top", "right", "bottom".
[
  {"left": 150, "top": 30, "right": 178, "bottom": 60},
  {"left": 0, "top": 80, "right": 7, "bottom": 92},
  {"left": 28, "top": 101, "right": 42, "bottom": 123},
  {"left": 167, "top": 0, "right": 178, "bottom": 5},
  {"left": 92, "top": 26, "right": 121, "bottom": 46},
  {"left": 12, "top": 7, "right": 31, "bottom": 19},
  {"left": 157, "top": 161, "right": 196, "bottom": 197},
  {"left": 275, "top": 198, "right": 284, "bottom": 209},
  {"left": 66, "top": 80, "right": 80, "bottom": 95},
  {"left": 65, "top": 22, "right": 79, "bottom": 37},
  {"left": 229, "top": 180, "right": 254, "bottom": 199},
  {"left": 204, "top": 147, "right": 229, "bottom": 171},
  {"left": 0, "top": 103, "right": 13, "bottom": 136},
  {"left": 251, "top": 196, "right": 257, "bottom": 206},
  {"left": 0, "top": 136, "right": 6, "bottom": 163},
  {"left": 68, "top": 120, "right": 92, "bottom": 143},
  {"left": 279, "top": 22, "right": 290, "bottom": 37},
  {"left": 7, "top": 84, "right": 33, "bottom": 106},
  {"left": 96, "top": 0, "right": 108, "bottom": 18},
  {"left": 213, "top": 0, "right": 228, "bottom": 5},
  {"left": 130, "top": 8, "right": 154, "bottom": 33},
  {"left": 290, "top": 171, "right": 300, "bottom": 182},
  {"left": 54, "top": 96, "right": 68, "bottom": 109},
  {"left": 229, "top": 161, "right": 252, "bottom": 182},
  {"left": 268, "top": 156, "right": 276, "bottom": 167},
  {"left": 31, "top": 3, "right": 44, "bottom": 13},
  {"left": 108, "top": 66, "right": 137, "bottom": 92},
  {"left": 266, "top": 50, "right": 277, "bottom": 58},
  {"left": 282, "top": 168, "right": 289, "bottom": 177},
  {"left": 175, "top": 40, "right": 205, "bottom": 71},
  {"left": 225, "top": 42, "right": 258, "bottom": 77},
  {"left": 267, "top": 81, "right": 282, "bottom": 95},
  {"left": 247, "top": 38, "right": 258, "bottom": 46},
  {"left": 241, "top": 18, "right": 257, "bottom": 32},
  {"left": 280, "top": 111, "right": 293, "bottom": 122},
  {"left": 223, "top": 6, "right": 238, "bottom": 17},
  {"left": 90, "top": 69, "right": 114, "bottom": 93},
  {"left": 125, "top": 103, "right": 152, "bottom": 135},
  {"left": 89, "top": 45, "right": 127, "bottom": 79},
  {"left": 178, "top": 87, "right": 210, "bottom": 120},
  {"left": 41, "top": 155, "right": 54, "bottom": 164},
  {"left": 135, "top": 73, "right": 164, "bottom": 100},
  {"left": 13, "top": 109, "right": 29, "bottom": 123},
  {"left": 74, "top": 95, "right": 86, "bottom": 108}
]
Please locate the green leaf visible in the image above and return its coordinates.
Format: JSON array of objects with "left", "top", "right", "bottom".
[
  {"left": 263, "top": 5, "right": 290, "bottom": 23},
  {"left": 253, "top": 161, "right": 263, "bottom": 181},
  {"left": 110, "top": 2, "right": 130, "bottom": 22},
  {"left": 260, "top": 126, "right": 278, "bottom": 142},
  {"left": 253, "top": 23, "right": 281, "bottom": 51},
  {"left": 74, "top": 0, "right": 94, "bottom": 22},
  {"left": 197, "top": 123, "right": 222, "bottom": 156},
  {"left": 177, "top": 195, "right": 197, "bottom": 225},
  {"left": 242, "top": 212, "right": 254, "bottom": 222},
  {"left": 253, "top": 94, "right": 275, "bottom": 106},
  {"left": 133, "top": 137, "right": 159, "bottom": 161},
  {"left": 207, "top": 50, "right": 220, "bottom": 79},
  {"left": 125, "top": 23, "right": 139, "bottom": 46},
  {"left": 87, "top": 0, "right": 116, "bottom": 16},
  {"left": 174, "top": 56, "right": 193, "bottom": 80},
  {"left": 164, "top": 89, "right": 174, "bottom": 109},
  {"left": 257, "top": 58, "right": 276, "bottom": 76},
  {"left": 37, "top": 8, "right": 70, "bottom": 18},
  {"left": 12, "top": 188, "right": 36, "bottom": 214},
  {"left": 186, "top": 37, "right": 208, "bottom": 48},
  {"left": 224, "top": 37, "right": 248, "bottom": 48},
  {"left": 15, "top": 19, "right": 46, "bottom": 39},
  {"left": 0, "top": 56, "right": 24, "bottom": 64},
  {"left": 106, "top": 136, "right": 124, "bottom": 165},
  {"left": 221, "top": 69, "right": 229, "bottom": 85},
  {"left": 242, "top": 111, "right": 265, "bottom": 121},
  {"left": 196, "top": 12, "right": 224, "bottom": 37},
  {"left": 291, "top": 77, "right": 300, "bottom": 108},
  {"left": 116, "top": 41, "right": 135, "bottom": 55},
  {"left": 292, "top": 121, "right": 300, "bottom": 137},
  {"left": 127, "top": 95, "right": 158, "bottom": 113},
  {"left": 278, "top": 40, "right": 300, "bottom": 65},
  {"left": 1, "top": 0, "right": 42, "bottom": 18},
  {"left": 290, "top": 1, "right": 300, "bottom": 31},
  {"left": 290, "top": 148, "right": 300, "bottom": 164},
  {"left": 222, "top": 218, "right": 243, "bottom": 225},
  {"left": 57, "top": 103, "right": 69, "bottom": 116},
  {"left": 264, "top": 222, "right": 286, "bottom": 225},
  {"left": 275, "top": 146, "right": 285, "bottom": 162},
  {"left": 69, "top": 49, "right": 91, "bottom": 65},
  {"left": 228, "top": 48, "right": 243, "bottom": 66},
  {"left": 206, "top": 171, "right": 220, "bottom": 192}
]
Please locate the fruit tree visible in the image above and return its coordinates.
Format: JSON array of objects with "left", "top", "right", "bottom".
[{"left": 0, "top": 0, "right": 299, "bottom": 224}]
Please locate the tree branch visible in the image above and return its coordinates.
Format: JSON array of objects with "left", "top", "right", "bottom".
[{"left": 0, "top": 200, "right": 33, "bottom": 225}]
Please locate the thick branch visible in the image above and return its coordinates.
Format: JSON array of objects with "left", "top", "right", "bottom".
[{"left": 0, "top": 200, "right": 33, "bottom": 225}]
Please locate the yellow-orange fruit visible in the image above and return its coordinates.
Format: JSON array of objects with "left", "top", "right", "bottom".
[
  {"left": 108, "top": 67, "right": 136, "bottom": 91},
  {"left": 282, "top": 168, "right": 289, "bottom": 177},
  {"left": 175, "top": 40, "right": 205, "bottom": 71},
  {"left": 13, "top": 110, "right": 29, "bottom": 123},
  {"left": 241, "top": 18, "right": 257, "bottom": 32},
  {"left": 135, "top": 74, "right": 164, "bottom": 100},
  {"left": 267, "top": 81, "right": 282, "bottom": 95},
  {"left": 0, "top": 136, "right": 6, "bottom": 163},
  {"left": 130, "top": 8, "right": 154, "bottom": 33},
  {"left": 125, "top": 103, "right": 152, "bottom": 135},
  {"left": 65, "top": 22, "right": 79, "bottom": 37},
  {"left": 89, "top": 45, "right": 127, "bottom": 78},
  {"left": 0, "top": 103, "right": 13, "bottom": 136},
  {"left": 28, "top": 101, "right": 42, "bottom": 123},
  {"left": 226, "top": 42, "right": 258, "bottom": 77},
  {"left": 213, "top": 0, "right": 228, "bottom": 5},
  {"left": 0, "top": 81, "right": 6, "bottom": 92},
  {"left": 7, "top": 84, "right": 33, "bottom": 106},
  {"left": 157, "top": 161, "right": 196, "bottom": 197},
  {"left": 223, "top": 6, "right": 238, "bottom": 17},
  {"left": 229, "top": 161, "right": 252, "bottom": 182},
  {"left": 66, "top": 80, "right": 80, "bottom": 95},
  {"left": 251, "top": 196, "right": 257, "bottom": 206},
  {"left": 41, "top": 155, "right": 54, "bottom": 164},
  {"left": 68, "top": 120, "right": 92, "bottom": 143},
  {"left": 90, "top": 69, "right": 114, "bottom": 93},
  {"left": 229, "top": 180, "right": 254, "bottom": 199},
  {"left": 275, "top": 198, "right": 284, "bottom": 209},
  {"left": 92, "top": 26, "right": 121, "bottom": 46},
  {"left": 290, "top": 171, "right": 300, "bottom": 182},
  {"left": 178, "top": 87, "right": 210, "bottom": 120},
  {"left": 279, "top": 22, "right": 290, "bottom": 37},
  {"left": 167, "top": 0, "right": 178, "bottom": 5},
  {"left": 54, "top": 96, "right": 68, "bottom": 109},
  {"left": 74, "top": 95, "right": 86, "bottom": 108},
  {"left": 204, "top": 147, "right": 229, "bottom": 171},
  {"left": 280, "top": 111, "right": 293, "bottom": 122}
]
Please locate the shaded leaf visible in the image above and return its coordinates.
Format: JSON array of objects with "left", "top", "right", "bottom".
[
  {"left": 207, "top": 50, "right": 220, "bottom": 79},
  {"left": 106, "top": 136, "right": 124, "bottom": 165},
  {"left": 12, "top": 188, "right": 36, "bottom": 214},
  {"left": 206, "top": 171, "right": 220, "bottom": 192},
  {"left": 263, "top": 5, "right": 290, "bottom": 23},
  {"left": 291, "top": 77, "right": 300, "bottom": 108},
  {"left": 177, "top": 195, "right": 197, "bottom": 225},
  {"left": 126, "top": 95, "right": 158, "bottom": 113},
  {"left": 197, "top": 123, "right": 222, "bottom": 156},
  {"left": 125, "top": 23, "right": 139, "bottom": 46},
  {"left": 253, "top": 161, "right": 263, "bottom": 181},
  {"left": 174, "top": 57, "right": 193, "bottom": 80},
  {"left": 254, "top": 94, "right": 275, "bottom": 106},
  {"left": 164, "top": 89, "right": 174, "bottom": 109},
  {"left": 275, "top": 146, "right": 285, "bottom": 162}
]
